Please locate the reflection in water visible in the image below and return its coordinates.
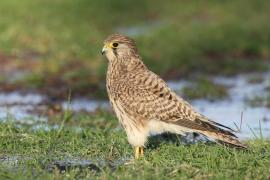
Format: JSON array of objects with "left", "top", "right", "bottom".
[{"left": 0, "top": 72, "right": 269, "bottom": 139}]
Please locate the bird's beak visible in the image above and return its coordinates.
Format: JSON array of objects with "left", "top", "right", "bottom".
[{"left": 101, "top": 44, "right": 108, "bottom": 55}]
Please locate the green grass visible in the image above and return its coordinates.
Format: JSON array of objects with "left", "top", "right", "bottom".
[
  {"left": 0, "top": 0, "right": 270, "bottom": 98},
  {"left": 181, "top": 77, "right": 228, "bottom": 101},
  {"left": 0, "top": 112, "right": 270, "bottom": 179}
]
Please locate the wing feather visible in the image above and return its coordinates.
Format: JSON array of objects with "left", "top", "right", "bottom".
[
  {"left": 116, "top": 70, "right": 197, "bottom": 123},
  {"left": 115, "top": 70, "right": 236, "bottom": 136}
]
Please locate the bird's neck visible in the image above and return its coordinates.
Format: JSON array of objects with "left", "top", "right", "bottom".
[
  {"left": 108, "top": 56, "right": 146, "bottom": 74},
  {"left": 106, "top": 56, "right": 147, "bottom": 86}
]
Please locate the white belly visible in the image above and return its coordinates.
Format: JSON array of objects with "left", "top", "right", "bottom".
[
  {"left": 111, "top": 99, "right": 148, "bottom": 147},
  {"left": 148, "top": 120, "right": 194, "bottom": 136}
]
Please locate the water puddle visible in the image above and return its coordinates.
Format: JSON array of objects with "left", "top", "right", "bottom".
[
  {"left": 46, "top": 157, "right": 134, "bottom": 173},
  {"left": 0, "top": 92, "right": 47, "bottom": 124},
  {"left": 0, "top": 72, "right": 269, "bottom": 139},
  {"left": 62, "top": 99, "right": 109, "bottom": 112},
  {"left": 47, "top": 159, "right": 101, "bottom": 173},
  {"left": 0, "top": 156, "right": 20, "bottom": 169},
  {"left": 0, "top": 155, "right": 131, "bottom": 174},
  {"left": 168, "top": 72, "right": 270, "bottom": 140}
]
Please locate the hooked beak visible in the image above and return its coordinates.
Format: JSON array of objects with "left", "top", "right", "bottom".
[{"left": 101, "top": 45, "right": 108, "bottom": 55}]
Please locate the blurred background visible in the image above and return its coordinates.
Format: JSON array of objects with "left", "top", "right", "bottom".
[{"left": 0, "top": 0, "right": 270, "bottom": 138}]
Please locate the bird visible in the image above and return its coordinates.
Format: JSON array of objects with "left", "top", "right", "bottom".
[{"left": 101, "top": 33, "right": 247, "bottom": 159}]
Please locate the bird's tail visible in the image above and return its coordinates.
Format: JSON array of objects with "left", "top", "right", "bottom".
[
  {"left": 194, "top": 116, "right": 248, "bottom": 149},
  {"left": 199, "top": 130, "right": 248, "bottom": 149},
  {"left": 173, "top": 115, "right": 248, "bottom": 149}
]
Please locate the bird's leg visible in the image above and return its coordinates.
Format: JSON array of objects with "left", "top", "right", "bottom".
[
  {"left": 135, "top": 146, "right": 144, "bottom": 159},
  {"left": 139, "top": 146, "right": 144, "bottom": 156},
  {"left": 135, "top": 146, "right": 140, "bottom": 159}
]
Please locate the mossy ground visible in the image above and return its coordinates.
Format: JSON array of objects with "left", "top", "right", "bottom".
[{"left": 0, "top": 111, "right": 270, "bottom": 179}]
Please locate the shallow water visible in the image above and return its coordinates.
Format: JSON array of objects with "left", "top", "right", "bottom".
[
  {"left": 0, "top": 92, "right": 47, "bottom": 124},
  {"left": 47, "top": 159, "right": 101, "bottom": 173},
  {"left": 168, "top": 72, "right": 270, "bottom": 140},
  {"left": 62, "top": 98, "right": 110, "bottom": 112},
  {"left": 0, "top": 155, "right": 130, "bottom": 173},
  {"left": 0, "top": 72, "right": 269, "bottom": 139},
  {"left": 0, "top": 156, "right": 20, "bottom": 169}
]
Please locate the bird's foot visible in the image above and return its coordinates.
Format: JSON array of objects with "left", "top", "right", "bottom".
[{"left": 135, "top": 146, "right": 144, "bottom": 159}]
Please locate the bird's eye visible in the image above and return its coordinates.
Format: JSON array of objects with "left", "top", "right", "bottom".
[{"left": 112, "top": 43, "right": 119, "bottom": 48}]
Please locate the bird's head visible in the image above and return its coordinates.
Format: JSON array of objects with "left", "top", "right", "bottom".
[{"left": 101, "top": 33, "right": 138, "bottom": 61}]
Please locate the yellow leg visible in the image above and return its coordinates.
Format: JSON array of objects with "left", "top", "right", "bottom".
[
  {"left": 134, "top": 146, "right": 144, "bottom": 159},
  {"left": 135, "top": 146, "right": 140, "bottom": 159},
  {"left": 139, "top": 147, "right": 144, "bottom": 156}
]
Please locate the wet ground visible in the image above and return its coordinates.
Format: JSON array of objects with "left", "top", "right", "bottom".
[
  {"left": 0, "top": 72, "right": 269, "bottom": 140},
  {"left": 0, "top": 72, "right": 270, "bottom": 175},
  {"left": 168, "top": 72, "right": 270, "bottom": 139}
]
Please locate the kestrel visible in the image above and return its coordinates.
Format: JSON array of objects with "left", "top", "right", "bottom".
[{"left": 101, "top": 34, "right": 247, "bottom": 159}]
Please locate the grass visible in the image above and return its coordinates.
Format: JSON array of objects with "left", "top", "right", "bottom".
[
  {"left": 0, "top": 0, "right": 270, "bottom": 98},
  {"left": 0, "top": 112, "right": 270, "bottom": 179},
  {"left": 181, "top": 77, "right": 228, "bottom": 101}
]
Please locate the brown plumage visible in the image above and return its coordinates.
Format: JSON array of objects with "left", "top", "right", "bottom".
[{"left": 101, "top": 33, "right": 247, "bottom": 158}]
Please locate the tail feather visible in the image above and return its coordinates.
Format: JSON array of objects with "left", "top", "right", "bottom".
[
  {"left": 173, "top": 116, "right": 248, "bottom": 149},
  {"left": 194, "top": 116, "right": 248, "bottom": 149},
  {"left": 216, "top": 139, "right": 248, "bottom": 149},
  {"left": 198, "top": 130, "right": 248, "bottom": 149}
]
